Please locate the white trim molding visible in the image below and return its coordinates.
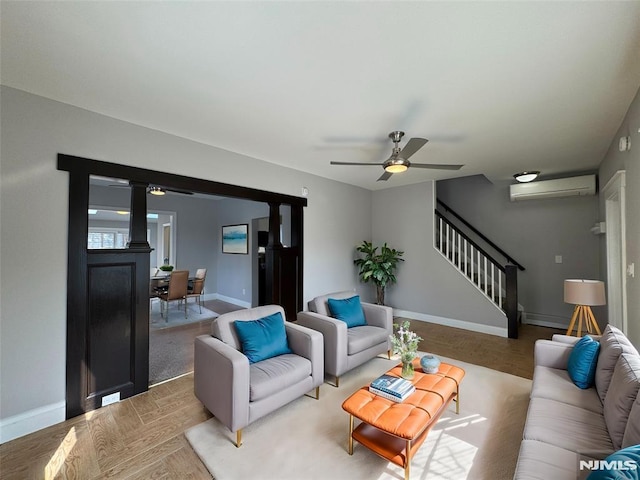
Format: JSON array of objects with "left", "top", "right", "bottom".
[
  {"left": 0, "top": 401, "right": 66, "bottom": 443},
  {"left": 393, "top": 309, "right": 508, "bottom": 338},
  {"left": 521, "top": 312, "right": 568, "bottom": 330},
  {"left": 209, "top": 293, "right": 252, "bottom": 309},
  {"left": 603, "top": 170, "right": 627, "bottom": 334}
]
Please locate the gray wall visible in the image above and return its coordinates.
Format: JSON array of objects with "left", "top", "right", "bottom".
[
  {"left": 89, "top": 184, "right": 220, "bottom": 295},
  {"left": 372, "top": 181, "right": 507, "bottom": 331},
  {"left": 599, "top": 86, "right": 640, "bottom": 347},
  {"left": 436, "top": 174, "right": 601, "bottom": 328},
  {"left": 215, "top": 197, "right": 269, "bottom": 305},
  {"left": 3, "top": 82, "right": 635, "bottom": 442},
  {"left": 0, "top": 86, "right": 372, "bottom": 440},
  {"left": 148, "top": 193, "right": 220, "bottom": 293}
]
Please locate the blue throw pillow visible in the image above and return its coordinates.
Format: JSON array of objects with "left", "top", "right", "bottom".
[
  {"left": 586, "top": 444, "right": 640, "bottom": 479},
  {"left": 234, "top": 312, "right": 292, "bottom": 364},
  {"left": 568, "top": 335, "right": 601, "bottom": 389},
  {"left": 327, "top": 295, "right": 367, "bottom": 328}
]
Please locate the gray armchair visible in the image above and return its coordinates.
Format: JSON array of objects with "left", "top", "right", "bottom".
[
  {"left": 297, "top": 291, "right": 393, "bottom": 387},
  {"left": 194, "top": 305, "right": 324, "bottom": 447}
]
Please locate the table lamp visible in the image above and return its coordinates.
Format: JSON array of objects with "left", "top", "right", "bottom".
[{"left": 564, "top": 279, "right": 606, "bottom": 336}]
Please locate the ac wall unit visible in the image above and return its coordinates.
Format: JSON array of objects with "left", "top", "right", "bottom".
[{"left": 509, "top": 174, "right": 596, "bottom": 201}]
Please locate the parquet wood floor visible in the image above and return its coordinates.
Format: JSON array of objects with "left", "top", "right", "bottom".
[
  {"left": 0, "top": 374, "right": 213, "bottom": 480},
  {"left": 0, "top": 317, "right": 562, "bottom": 479},
  {"left": 408, "top": 319, "right": 564, "bottom": 379}
]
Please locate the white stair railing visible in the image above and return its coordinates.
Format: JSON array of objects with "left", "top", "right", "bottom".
[{"left": 435, "top": 213, "right": 506, "bottom": 312}]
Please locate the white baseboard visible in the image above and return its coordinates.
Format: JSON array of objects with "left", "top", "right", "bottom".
[
  {"left": 209, "top": 293, "right": 251, "bottom": 309},
  {"left": 201, "top": 292, "right": 217, "bottom": 303},
  {"left": 524, "top": 319, "right": 567, "bottom": 329},
  {"left": 1, "top": 401, "right": 66, "bottom": 443},
  {"left": 522, "top": 312, "right": 568, "bottom": 330},
  {"left": 394, "top": 309, "right": 508, "bottom": 338}
]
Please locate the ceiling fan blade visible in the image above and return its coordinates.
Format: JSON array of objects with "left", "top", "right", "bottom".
[
  {"left": 165, "top": 188, "right": 193, "bottom": 195},
  {"left": 377, "top": 171, "right": 393, "bottom": 182},
  {"left": 399, "top": 138, "right": 428, "bottom": 159},
  {"left": 410, "top": 163, "right": 464, "bottom": 170},
  {"left": 330, "top": 161, "right": 383, "bottom": 166},
  {"left": 109, "top": 183, "right": 194, "bottom": 195}
]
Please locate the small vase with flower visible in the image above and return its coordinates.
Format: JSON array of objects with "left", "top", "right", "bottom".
[{"left": 389, "top": 320, "right": 423, "bottom": 380}]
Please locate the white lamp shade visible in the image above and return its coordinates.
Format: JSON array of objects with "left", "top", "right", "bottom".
[{"left": 564, "top": 279, "right": 606, "bottom": 306}]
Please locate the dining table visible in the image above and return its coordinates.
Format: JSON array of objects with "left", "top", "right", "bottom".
[{"left": 150, "top": 275, "right": 197, "bottom": 294}]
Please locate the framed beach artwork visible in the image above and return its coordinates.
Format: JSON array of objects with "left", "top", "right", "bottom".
[{"left": 222, "top": 224, "right": 249, "bottom": 254}]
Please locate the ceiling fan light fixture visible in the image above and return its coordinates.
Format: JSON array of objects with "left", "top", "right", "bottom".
[
  {"left": 384, "top": 155, "right": 409, "bottom": 174},
  {"left": 385, "top": 163, "right": 408, "bottom": 174},
  {"left": 149, "top": 186, "right": 166, "bottom": 196},
  {"left": 514, "top": 171, "right": 540, "bottom": 183}
]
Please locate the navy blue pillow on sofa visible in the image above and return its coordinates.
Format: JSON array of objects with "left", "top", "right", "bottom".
[
  {"left": 568, "top": 335, "right": 600, "bottom": 389},
  {"left": 234, "top": 312, "right": 292, "bottom": 364},
  {"left": 327, "top": 295, "right": 367, "bottom": 328}
]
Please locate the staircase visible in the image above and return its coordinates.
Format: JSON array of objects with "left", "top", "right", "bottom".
[{"left": 434, "top": 200, "right": 523, "bottom": 338}]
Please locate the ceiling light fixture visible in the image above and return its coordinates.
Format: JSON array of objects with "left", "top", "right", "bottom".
[
  {"left": 149, "top": 186, "right": 165, "bottom": 196},
  {"left": 384, "top": 158, "right": 409, "bottom": 174},
  {"left": 513, "top": 171, "right": 540, "bottom": 183}
]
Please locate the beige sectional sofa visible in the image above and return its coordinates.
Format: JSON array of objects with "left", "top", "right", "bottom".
[{"left": 514, "top": 325, "right": 640, "bottom": 479}]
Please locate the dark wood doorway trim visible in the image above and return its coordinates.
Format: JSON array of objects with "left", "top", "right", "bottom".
[
  {"left": 58, "top": 154, "right": 307, "bottom": 419},
  {"left": 58, "top": 154, "right": 307, "bottom": 206}
]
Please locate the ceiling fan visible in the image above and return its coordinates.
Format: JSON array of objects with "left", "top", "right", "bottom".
[
  {"left": 330, "top": 131, "right": 464, "bottom": 181},
  {"left": 108, "top": 182, "right": 193, "bottom": 196}
]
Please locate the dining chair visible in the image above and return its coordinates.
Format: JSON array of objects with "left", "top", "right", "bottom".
[
  {"left": 187, "top": 268, "right": 207, "bottom": 313},
  {"left": 195, "top": 268, "right": 207, "bottom": 282},
  {"left": 158, "top": 270, "right": 189, "bottom": 321},
  {"left": 186, "top": 278, "right": 205, "bottom": 313}
]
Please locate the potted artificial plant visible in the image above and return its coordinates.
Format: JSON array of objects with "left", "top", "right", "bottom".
[
  {"left": 353, "top": 240, "right": 404, "bottom": 305},
  {"left": 159, "top": 264, "right": 174, "bottom": 276}
]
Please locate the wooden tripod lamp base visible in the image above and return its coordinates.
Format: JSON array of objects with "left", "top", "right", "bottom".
[
  {"left": 564, "top": 279, "right": 606, "bottom": 337},
  {"left": 565, "top": 305, "right": 602, "bottom": 337}
]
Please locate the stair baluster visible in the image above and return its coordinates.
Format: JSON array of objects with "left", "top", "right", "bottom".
[{"left": 434, "top": 209, "right": 519, "bottom": 338}]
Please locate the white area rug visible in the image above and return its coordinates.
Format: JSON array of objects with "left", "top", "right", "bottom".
[
  {"left": 185, "top": 355, "right": 532, "bottom": 480},
  {"left": 149, "top": 300, "right": 218, "bottom": 330}
]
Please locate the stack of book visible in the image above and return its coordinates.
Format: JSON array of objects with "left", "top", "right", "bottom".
[{"left": 369, "top": 374, "right": 416, "bottom": 402}]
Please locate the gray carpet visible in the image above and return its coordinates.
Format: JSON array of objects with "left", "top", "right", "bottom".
[
  {"left": 149, "top": 300, "right": 218, "bottom": 330},
  {"left": 149, "top": 301, "right": 218, "bottom": 385},
  {"left": 149, "top": 300, "right": 242, "bottom": 385}
]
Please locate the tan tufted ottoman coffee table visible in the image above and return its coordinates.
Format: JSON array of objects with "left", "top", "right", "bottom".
[{"left": 342, "top": 359, "right": 465, "bottom": 480}]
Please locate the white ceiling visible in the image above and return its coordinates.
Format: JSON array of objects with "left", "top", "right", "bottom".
[{"left": 2, "top": 2, "right": 640, "bottom": 190}]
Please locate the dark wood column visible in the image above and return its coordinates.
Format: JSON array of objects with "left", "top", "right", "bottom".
[
  {"left": 268, "top": 202, "right": 282, "bottom": 247},
  {"left": 266, "top": 202, "right": 282, "bottom": 307},
  {"left": 290, "top": 204, "right": 304, "bottom": 315},
  {"left": 265, "top": 202, "right": 301, "bottom": 320},
  {"left": 62, "top": 159, "right": 152, "bottom": 418},
  {"left": 505, "top": 265, "right": 519, "bottom": 339},
  {"left": 127, "top": 181, "right": 150, "bottom": 249},
  {"left": 66, "top": 168, "right": 90, "bottom": 418}
]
